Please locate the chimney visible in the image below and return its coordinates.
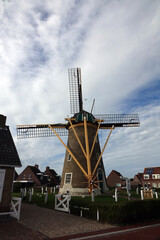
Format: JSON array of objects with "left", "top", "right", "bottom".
[
  {"left": 35, "top": 164, "right": 39, "bottom": 169},
  {"left": 0, "top": 114, "right": 6, "bottom": 128}
]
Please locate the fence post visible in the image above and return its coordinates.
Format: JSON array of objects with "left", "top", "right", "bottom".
[
  {"left": 140, "top": 190, "right": 144, "bottom": 200},
  {"left": 97, "top": 209, "right": 99, "bottom": 221},
  {"left": 92, "top": 189, "right": 94, "bottom": 202},
  {"left": 44, "top": 192, "right": 48, "bottom": 204},
  {"left": 155, "top": 192, "right": 158, "bottom": 199},
  {"left": 28, "top": 189, "right": 32, "bottom": 202},
  {"left": 80, "top": 209, "right": 83, "bottom": 217}
]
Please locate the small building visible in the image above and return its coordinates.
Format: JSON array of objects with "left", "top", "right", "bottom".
[
  {"left": 106, "top": 170, "right": 125, "bottom": 188},
  {"left": 0, "top": 114, "right": 21, "bottom": 213},
  {"left": 142, "top": 167, "right": 160, "bottom": 188}
]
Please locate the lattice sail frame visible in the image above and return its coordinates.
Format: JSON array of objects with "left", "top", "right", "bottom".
[{"left": 68, "top": 68, "right": 83, "bottom": 114}]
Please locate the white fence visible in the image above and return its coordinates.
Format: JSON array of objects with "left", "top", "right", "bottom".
[
  {"left": 0, "top": 197, "right": 22, "bottom": 220},
  {"left": 55, "top": 194, "right": 71, "bottom": 213}
]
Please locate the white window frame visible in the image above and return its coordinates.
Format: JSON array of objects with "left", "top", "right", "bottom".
[
  {"left": 144, "top": 174, "right": 149, "bottom": 179},
  {"left": 0, "top": 169, "right": 6, "bottom": 202},
  {"left": 65, "top": 173, "right": 72, "bottom": 184}
]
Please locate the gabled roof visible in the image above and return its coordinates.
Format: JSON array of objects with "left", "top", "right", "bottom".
[
  {"left": 0, "top": 126, "right": 21, "bottom": 167},
  {"left": 110, "top": 170, "right": 122, "bottom": 177}
]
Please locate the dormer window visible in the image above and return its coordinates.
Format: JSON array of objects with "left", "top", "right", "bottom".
[{"left": 144, "top": 174, "right": 149, "bottom": 179}]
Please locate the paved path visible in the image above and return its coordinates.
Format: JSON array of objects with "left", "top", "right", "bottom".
[
  {"left": 0, "top": 203, "right": 114, "bottom": 239},
  {"left": 1, "top": 203, "right": 160, "bottom": 239}
]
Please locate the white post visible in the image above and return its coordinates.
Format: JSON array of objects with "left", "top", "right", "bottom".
[
  {"left": 136, "top": 187, "right": 139, "bottom": 195},
  {"left": 97, "top": 209, "right": 99, "bottom": 221},
  {"left": 24, "top": 188, "right": 27, "bottom": 196},
  {"left": 140, "top": 190, "right": 144, "bottom": 200},
  {"left": 31, "top": 188, "right": 34, "bottom": 195},
  {"left": 53, "top": 187, "right": 55, "bottom": 193},
  {"left": 115, "top": 188, "right": 118, "bottom": 202},
  {"left": 41, "top": 187, "right": 44, "bottom": 194},
  {"left": 44, "top": 192, "right": 48, "bottom": 204},
  {"left": 92, "top": 189, "right": 94, "bottom": 202},
  {"left": 80, "top": 209, "right": 83, "bottom": 217},
  {"left": 155, "top": 192, "right": 158, "bottom": 199},
  {"left": 127, "top": 189, "right": 130, "bottom": 201},
  {"left": 29, "top": 189, "right": 32, "bottom": 202}
]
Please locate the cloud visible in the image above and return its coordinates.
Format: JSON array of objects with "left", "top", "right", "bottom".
[{"left": 0, "top": 0, "right": 160, "bottom": 178}]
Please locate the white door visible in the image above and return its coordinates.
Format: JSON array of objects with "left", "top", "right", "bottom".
[{"left": 0, "top": 169, "right": 6, "bottom": 202}]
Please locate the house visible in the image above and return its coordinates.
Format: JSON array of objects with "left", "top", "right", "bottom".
[
  {"left": 15, "top": 164, "right": 48, "bottom": 188},
  {"left": 106, "top": 170, "right": 125, "bottom": 188},
  {"left": 44, "top": 166, "right": 60, "bottom": 186},
  {"left": 142, "top": 167, "right": 160, "bottom": 188},
  {"left": 131, "top": 173, "right": 143, "bottom": 187},
  {"left": 0, "top": 114, "right": 21, "bottom": 213},
  {"left": 16, "top": 165, "right": 60, "bottom": 188}
]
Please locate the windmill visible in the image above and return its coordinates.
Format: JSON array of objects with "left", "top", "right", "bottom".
[{"left": 17, "top": 68, "right": 140, "bottom": 195}]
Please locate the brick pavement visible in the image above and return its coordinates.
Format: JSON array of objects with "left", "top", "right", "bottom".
[
  {"left": 19, "top": 203, "right": 114, "bottom": 238},
  {"left": 0, "top": 203, "right": 114, "bottom": 239}
]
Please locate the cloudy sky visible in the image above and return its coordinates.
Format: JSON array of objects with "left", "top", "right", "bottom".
[{"left": 0, "top": 0, "right": 160, "bottom": 178}]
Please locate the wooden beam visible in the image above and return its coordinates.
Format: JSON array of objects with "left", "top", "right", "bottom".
[
  {"left": 92, "top": 125, "right": 114, "bottom": 178},
  {"left": 84, "top": 117, "right": 92, "bottom": 178},
  {"left": 67, "top": 117, "right": 87, "bottom": 160},
  {"left": 49, "top": 125, "right": 88, "bottom": 178},
  {"left": 89, "top": 120, "right": 101, "bottom": 159}
]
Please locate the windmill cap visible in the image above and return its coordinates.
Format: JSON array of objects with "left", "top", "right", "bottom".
[
  {"left": 0, "top": 114, "right": 6, "bottom": 127},
  {"left": 73, "top": 110, "right": 95, "bottom": 122}
]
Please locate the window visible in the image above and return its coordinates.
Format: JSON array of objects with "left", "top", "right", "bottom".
[
  {"left": 67, "top": 154, "right": 72, "bottom": 161},
  {"left": 144, "top": 174, "right": 149, "bottom": 179},
  {"left": 28, "top": 174, "right": 32, "bottom": 179},
  {"left": 152, "top": 183, "right": 157, "bottom": 188},
  {"left": 65, "top": 173, "right": 72, "bottom": 184},
  {"left": 22, "top": 174, "right": 26, "bottom": 179}
]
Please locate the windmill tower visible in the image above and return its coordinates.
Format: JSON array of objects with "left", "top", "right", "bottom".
[{"left": 17, "top": 68, "right": 140, "bottom": 196}]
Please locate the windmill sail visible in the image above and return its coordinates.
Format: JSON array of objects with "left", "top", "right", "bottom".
[
  {"left": 95, "top": 114, "right": 140, "bottom": 128},
  {"left": 68, "top": 68, "right": 83, "bottom": 114},
  {"left": 17, "top": 124, "right": 68, "bottom": 139}
]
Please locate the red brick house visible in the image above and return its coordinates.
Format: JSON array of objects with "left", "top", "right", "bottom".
[
  {"left": 131, "top": 173, "right": 143, "bottom": 187},
  {"left": 0, "top": 114, "right": 21, "bottom": 213},
  {"left": 106, "top": 170, "right": 125, "bottom": 188},
  {"left": 16, "top": 165, "right": 60, "bottom": 188},
  {"left": 16, "top": 164, "right": 48, "bottom": 187},
  {"left": 142, "top": 167, "right": 160, "bottom": 188}
]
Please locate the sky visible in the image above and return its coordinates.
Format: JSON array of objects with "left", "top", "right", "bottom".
[{"left": 0, "top": 0, "right": 160, "bottom": 178}]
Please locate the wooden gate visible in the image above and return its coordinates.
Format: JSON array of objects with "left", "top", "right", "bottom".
[{"left": 55, "top": 194, "right": 71, "bottom": 213}]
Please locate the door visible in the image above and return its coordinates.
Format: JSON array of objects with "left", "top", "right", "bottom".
[{"left": 0, "top": 169, "right": 6, "bottom": 202}]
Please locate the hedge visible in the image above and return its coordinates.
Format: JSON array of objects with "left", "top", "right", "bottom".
[{"left": 70, "top": 197, "right": 160, "bottom": 225}]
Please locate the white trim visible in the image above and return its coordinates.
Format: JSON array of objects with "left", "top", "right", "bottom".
[
  {"left": 0, "top": 169, "right": 6, "bottom": 202},
  {"left": 65, "top": 173, "right": 72, "bottom": 184}
]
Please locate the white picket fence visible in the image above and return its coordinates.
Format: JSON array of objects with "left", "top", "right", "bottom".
[{"left": 0, "top": 197, "right": 22, "bottom": 220}]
